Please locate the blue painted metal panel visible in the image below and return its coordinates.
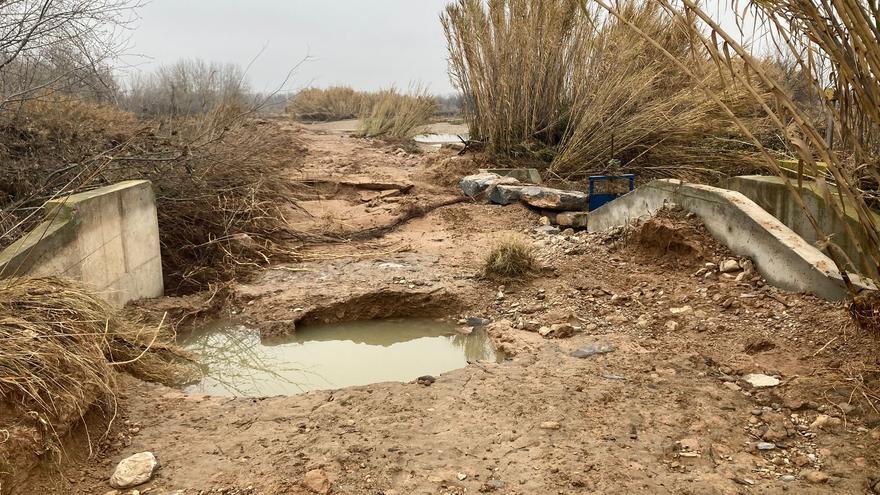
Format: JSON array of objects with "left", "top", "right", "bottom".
[{"left": 588, "top": 175, "right": 635, "bottom": 211}]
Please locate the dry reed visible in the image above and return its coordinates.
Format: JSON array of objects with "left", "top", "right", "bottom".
[
  {"left": 358, "top": 87, "right": 436, "bottom": 139},
  {"left": 287, "top": 86, "right": 372, "bottom": 122},
  {"left": 442, "top": 0, "right": 775, "bottom": 180},
  {"left": 483, "top": 236, "right": 536, "bottom": 278}
]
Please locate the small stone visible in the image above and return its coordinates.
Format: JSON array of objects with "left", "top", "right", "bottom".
[
  {"left": 669, "top": 306, "right": 693, "bottom": 315},
  {"left": 719, "top": 259, "right": 741, "bottom": 273},
  {"left": 416, "top": 375, "right": 436, "bottom": 386},
  {"left": 539, "top": 216, "right": 551, "bottom": 226},
  {"left": 665, "top": 320, "right": 679, "bottom": 331},
  {"left": 539, "top": 421, "right": 561, "bottom": 430},
  {"left": 722, "top": 382, "right": 742, "bottom": 392},
  {"left": 803, "top": 470, "right": 830, "bottom": 484},
  {"left": 303, "top": 468, "right": 331, "bottom": 494},
  {"left": 457, "top": 473, "right": 468, "bottom": 481},
  {"left": 779, "top": 475, "right": 796, "bottom": 482},
  {"left": 570, "top": 343, "right": 615, "bottom": 358},
  {"left": 109, "top": 452, "right": 158, "bottom": 489},
  {"left": 743, "top": 373, "right": 780, "bottom": 388},
  {"left": 756, "top": 442, "right": 776, "bottom": 451},
  {"left": 810, "top": 414, "right": 842, "bottom": 431}
]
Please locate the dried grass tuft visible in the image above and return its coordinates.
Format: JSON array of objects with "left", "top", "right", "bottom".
[
  {"left": 483, "top": 236, "right": 536, "bottom": 278},
  {"left": 0, "top": 276, "right": 195, "bottom": 482}
]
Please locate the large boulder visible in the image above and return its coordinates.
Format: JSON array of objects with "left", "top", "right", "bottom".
[
  {"left": 459, "top": 173, "right": 520, "bottom": 198},
  {"left": 489, "top": 185, "right": 588, "bottom": 211}
]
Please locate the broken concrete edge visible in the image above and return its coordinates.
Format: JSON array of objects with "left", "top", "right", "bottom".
[
  {"left": 478, "top": 168, "right": 542, "bottom": 184},
  {"left": 0, "top": 205, "right": 78, "bottom": 279},
  {"left": 587, "top": 179, "right": 876, "bottom": 301},
  {"left": 0, "top": 180, "right": 164, "bottom": 306},
  {"left": 723, "top": 175, "right": 880, "bottom": 279},
  {"left": 300, "top": 176, "right": 414, "bottom": 192}
]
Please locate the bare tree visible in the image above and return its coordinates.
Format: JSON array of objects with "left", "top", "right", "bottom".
[{"left": 0, "top": 0, "right": 140, "bottom": 107}]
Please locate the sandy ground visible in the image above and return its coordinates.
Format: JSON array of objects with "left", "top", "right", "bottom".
[{"left": 18, "top": 123, "right": 880, "bottom": 495}]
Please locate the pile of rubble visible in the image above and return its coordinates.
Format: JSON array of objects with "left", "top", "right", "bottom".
[{"left": 460, "top": 172, "right": 589, "bottom": 228}]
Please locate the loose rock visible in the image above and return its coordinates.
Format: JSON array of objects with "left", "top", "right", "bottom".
[
  {"left": 803, "top": 470, "right": 830, "bottom": 484},
  {"left": 109, "top": 452, "right": 158, "bottom": 489},
  {"left": 743, "top": 373, "right": 780, "bottom": 388},
  {"left": 303, "top": 468, "right": 331, "bottom": 494},
  {"left": 719, "top": 259, "right": 741, "bottom": 273},
  {"left": 571, "top": 343, "right": 615, "bottom": 358}
]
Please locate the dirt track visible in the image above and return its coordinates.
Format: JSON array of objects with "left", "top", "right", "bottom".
[{"left": 20, "top": 123, "right": 880, "bottom": 494}]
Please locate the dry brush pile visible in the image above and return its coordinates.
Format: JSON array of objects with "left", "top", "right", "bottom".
[
  {"left": 0, "top": 276, "right": 194, "bottom": 489},
  {"left": 442, "top": 0, "right": 780, "bottom": 180}
]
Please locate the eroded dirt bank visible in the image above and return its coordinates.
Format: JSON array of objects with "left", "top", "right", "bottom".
[{"left": 20, "top": 123, "right": 880, "bottom": 495}]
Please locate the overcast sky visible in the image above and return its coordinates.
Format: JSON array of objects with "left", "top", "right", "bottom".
[{"left": 123, "top": 0, "right": 456, "bottom": 95}]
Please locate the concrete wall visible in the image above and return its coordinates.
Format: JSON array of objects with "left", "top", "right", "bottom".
[
  {"left": 723, "top": 175, "right": 879, "bottom": 279},
  {"left": 0, "top": 180, "right": 164, "bottom": 306},
  {"left": 587, "top": 179, "right": 875, "bottom": 301}
]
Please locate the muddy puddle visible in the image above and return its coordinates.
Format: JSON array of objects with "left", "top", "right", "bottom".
[{"left": 180, "top": 318, "right": 503, "bottom": 397}]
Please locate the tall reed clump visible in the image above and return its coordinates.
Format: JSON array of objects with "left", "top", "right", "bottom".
[
  {"left": 442, "top": 0, "right": 774, "bottom": 180},
  {"left": 287, "top": 86, "right": 372, "bottom": 121},
  {"left": 579, "top": 0, "right": 880, "bottom": 316},
  {"left": 358, "top": 87, "right": 437, "bottom": 139}
]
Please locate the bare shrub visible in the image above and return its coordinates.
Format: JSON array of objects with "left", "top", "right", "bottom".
[
  {"left": 358, "top": 87, "right": 436, "bottom": 139},
  {"left": 0, "top": 0, "right": 139, "bottom": 108},
  {"left": 483, "top": 236, "right": 535, "bottom": 278},
  {"left": 120, "top": 59, "right": 250, "bottom": 117}
]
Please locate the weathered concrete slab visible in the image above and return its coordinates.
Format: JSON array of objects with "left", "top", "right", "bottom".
[
  {"left": 489, "top": 185, "right": 588, "bottom": 211},
  {"left": 0, "top": 180, "right": 164, "bottom": 306},
  {"left": 478, "top": 168, "right": 542, "bottom": 184},
  {"left": 587, "top": 179, "right": 875, "bottom": 301},
  {"left": 460, "top": 173, "right": 520, "bottom": 198},
  {"left": 301, "top": 176, "right": 414, "bottom": 192},
  {"left": 723, "top": 175, "right": 880, "bottom": 279}
]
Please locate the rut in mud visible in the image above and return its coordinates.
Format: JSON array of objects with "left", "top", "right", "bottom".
[{"left": 18, "top": 123, "right": 880, "bottom": 495}]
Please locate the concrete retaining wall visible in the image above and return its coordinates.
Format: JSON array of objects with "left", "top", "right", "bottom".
[
  {"left": 0, "top": 180, "right": 164, "bottom": 306},
  {"left": 723, "top": 175, "right": 879, "bottom": 279},
  {"left": 587, "top": 179, "right": 875, "bottom": 301}
]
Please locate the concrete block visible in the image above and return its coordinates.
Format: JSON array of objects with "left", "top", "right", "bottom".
[{"left": 0, "top": 180, "right": 164, "bottom": 306}]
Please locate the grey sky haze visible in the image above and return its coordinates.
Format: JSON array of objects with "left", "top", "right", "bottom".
[{"left": 125, "top": 0, "right": 456, "bottom": 95}]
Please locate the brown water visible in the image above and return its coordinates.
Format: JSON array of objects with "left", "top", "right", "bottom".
[{"left": 180, "top": 318, "right": 502, "bottom": 397}]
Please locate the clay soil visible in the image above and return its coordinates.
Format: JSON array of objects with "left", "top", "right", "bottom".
[{"left": 18, "top": 121, "right": 880, "bottom": 495}]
